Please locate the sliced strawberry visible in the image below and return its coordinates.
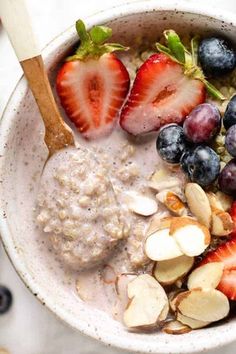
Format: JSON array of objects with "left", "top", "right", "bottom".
[
  {"left": 200, "top": 237, "right": 236, "bottom": 300},
  {"left": 230, "top": 201, "right": 236, "bottom": 234},
  {"left": 217, "top": 270, "right": 236, "bottom": 300},
  {"left": 56, "top": 20, "right": 130, "bottom": 139},
  {"left": 120, "top": 53, "right": 206, "bottom": 135}
]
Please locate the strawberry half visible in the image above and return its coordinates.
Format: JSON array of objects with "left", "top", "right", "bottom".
[
  {"left": 56, "top": 20, "right": 130, "bottom": 139},
  {"left": 200, "top": 237, "right": 236, "bottom": 300},
  {"left": 120, "top": 53, "right": 206, "bottom": 135},
  {"left": 120, "top": 30, "right": 225, "bottom": 136}
]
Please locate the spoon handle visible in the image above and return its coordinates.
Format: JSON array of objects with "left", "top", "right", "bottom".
[{"left": 0, "top": 0, "right": 75, "bottom": 156}]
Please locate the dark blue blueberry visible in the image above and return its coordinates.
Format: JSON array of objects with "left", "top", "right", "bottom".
[
  {"left": 156, "top": 124, "right": 189, "bottom": 164},
  {"left": 225, "top": 125, "right": 236, "bottom": 157},
  {"left": 223, "top": 95, "right": 236, "bottom": 130},
  {"left": 219, "top": 159, "right": 236, "bottom": 196},
  {"left": 180, "top": 145, "right": 220, "bottom": 187},
  {"left": 198, "top": 37, "right": 236, "bottom": 77},
  {"left": 0, "top": 285, "right": 12, "bottom": 314}
]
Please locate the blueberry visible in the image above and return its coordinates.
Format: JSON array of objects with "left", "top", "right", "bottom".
[
  {"left": 219, "top": 159, "right": 236, "bottom": 196},
  {"left": 0, "top": 285, "right": 12, "bottom": 314},
  {"left": 225, "top": 125, "right": 236, "bottom": 157},
  {"left": 223, "top": 95, "right": 236, "bottom": 130},
  {"left": 198, "top": 37, "right": 236, "bottom": 77},
  {"left": 156, "top": 124, "right": 189, "bottom": 164},
  {"left": 180, "top": 145, "right": 220, "bottom": 187}
]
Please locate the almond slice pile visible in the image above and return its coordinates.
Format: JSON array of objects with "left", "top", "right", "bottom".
[
  {"left": 154, "top": 255, "right": 194, "bottom": 285},
  {"left": 123, "top": 274, "right": 169, "bottom": 328}
]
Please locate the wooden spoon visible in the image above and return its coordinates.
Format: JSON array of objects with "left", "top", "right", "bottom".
[{"left": 0, "top": 0, "right": 75, "bottom": 156}]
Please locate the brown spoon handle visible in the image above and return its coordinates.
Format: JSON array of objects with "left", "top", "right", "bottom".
[{"left": 21, "top": 56, "right": 75, "bottom": 156}]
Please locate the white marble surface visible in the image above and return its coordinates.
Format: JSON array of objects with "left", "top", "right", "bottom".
[{"left": 1, "top": 0, "right": 236, "bottom": 353}]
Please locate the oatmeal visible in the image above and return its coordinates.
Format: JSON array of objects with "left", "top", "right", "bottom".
[{"left": 37, "top": 147, "right": 127, "bottom": 269}]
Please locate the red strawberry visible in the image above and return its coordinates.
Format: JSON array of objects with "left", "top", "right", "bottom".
[
  {"left": 230, "top": 201, "right": 236, "bottom": 234},
  {"left": 56, "top": 20, "right": 130, "bottom": 139},
  {"left": 120, "top": 53, "right": 206, "bottom": 135},
  {"left": 200, "top": 237, "right": 236, "bottom": 300}
]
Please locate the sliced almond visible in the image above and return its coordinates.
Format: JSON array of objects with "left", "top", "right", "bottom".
[
  {"left": 115, "top": 273, "right": 137, "bottom": 297},
  {"left": 185, "top": 183, "right": 211, "bottom": 229},
  {"left": 169, "top": 290, "right": 185, "bottom": 312},
  {"left": 153, "top": 255, "right": 194, "bottom": 285},
  {"left": 207, "top": 192, "right": 224, "bottom": 210},
  {"left": 169, "top": 217, "right": 211, "bottom": 257},
  {"left": 216, "top": 191, "right": 233, "bottom": 212},
  {"left": 162, "top": 320, "right": 191, "bottom": 334},
  {"left": 211, "top": 208, "right": 234, "bottom": 236},
  {"left": 146, "top": 214, "right": 174, "bottom": 236},
  {"left": 123, "top": 274, "right": 169, "bottom": 328},
  {"left": 177, "top": 312, "right": 210, "bottom": 329},
  {"left": 156, "top": 190, "right": 187, "bottom": 216},
  {"left": 149, "top": 173, "right": 181, "bottom": 192},
  {"left": 145, "top": 228, "right": 183, "bottom": 261},
  {"left": 176, "top": 288, "right": 229, "bottom": 322},
  {"left": 187, "top": 262, "right": 224, "bottom": 290},
  {"left": 123, "top": 191, "right": 158, "bottom": 216}
]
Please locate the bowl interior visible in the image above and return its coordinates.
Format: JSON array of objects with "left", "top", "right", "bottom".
[{"left": 1, "top": 5, "right": 236, "bottom": 353}]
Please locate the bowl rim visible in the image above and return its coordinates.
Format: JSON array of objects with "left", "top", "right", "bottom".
[{"left": 1, "top": 1, "right": 236, "bottom": 353}]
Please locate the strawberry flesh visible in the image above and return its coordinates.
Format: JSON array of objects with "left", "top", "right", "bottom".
[
  {"left": 120, "top": 53, "right": 206, "bottom": 135},
  {"left": 200, "top": 236, "right": 236, "bottom": 300},
  {"left": 57, "top": 53, "right": 130, "bottom": 139}
]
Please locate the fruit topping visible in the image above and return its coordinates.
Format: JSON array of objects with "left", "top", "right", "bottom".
[
  {"left": 123, "top": 274, "right": 169, "bottom": 328},
  {"left": 181, "top": 145, "right": 220, "bottom": 187},
  {"left": 183, "top": 103, "right": 221, "bottom": 143},
  {"left": 219, "top": 159, "right": 236, "bottom": 196},
  {"left": 185, "top": 183, "right": 212, "bottom": 228},
  {"left": 56, "top": 20, "right": 130, "bottom": 139},
  {"left": 198, "top": 37, "right": 236, "bottom": 77},
  {"left": 153, "top": 255, "right": 194, "bottom": 285},
  {"left": 200, "top": 237, "right": 236, "bottom": 300},
  {"left": 223, "top": 95, "right": 236, "bottom": 130},
  {"left": 156, "top": 124, "right": 189, "bottom": 164},
  {"left": 225, "top": 125, "right": 236, "bottom": 157},
  {"left": 0, "top": 286, "right": 12, "bottom": 314},
  {"left": 187, "top": 262, "right": 224, "bottom": 290}
]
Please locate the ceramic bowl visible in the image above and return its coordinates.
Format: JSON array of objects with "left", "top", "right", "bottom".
[{"left": 1, "top": 1, "right": 236, "bottom": 352}]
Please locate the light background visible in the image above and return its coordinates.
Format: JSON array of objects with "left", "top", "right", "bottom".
[{"left": 0, "top": 0, "right": 236, "bottom": 353}]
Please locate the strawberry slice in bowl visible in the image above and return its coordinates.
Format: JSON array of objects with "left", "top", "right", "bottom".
[
  {"left": 200, "top": 236, "right": 236, "bottom": 300},
  {"left": 120, "top": 30, "right": 225, "bottom": 136},
  {"left": 56, "top": 20, "right": 130, "bottom": 139}
]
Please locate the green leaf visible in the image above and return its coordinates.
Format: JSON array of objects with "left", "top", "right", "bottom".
[
  {"left": 76, "top": 20, "right": 90, "bottom": 42},
  {"left": 191, "top": 36, "right": 199, "bottom": 66},
  {"left": 164, "top": 30, "right": 185, "bottom": 63},
  {"left": 67, "top": 19, "right": 128, "bottom": 61},
  {"left": 156, "top": 43, "right": 182, "bottom": 64},
  {"left": 89, "top": 25, "right": 112, "bottom": 44},
  {"left": 203, "top": 80, "right": 226, "bottom": 100}
]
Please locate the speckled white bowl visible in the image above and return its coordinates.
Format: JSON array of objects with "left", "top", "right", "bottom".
[{"left": 1, "top": 1, "right": 236, "bottom": 353}]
